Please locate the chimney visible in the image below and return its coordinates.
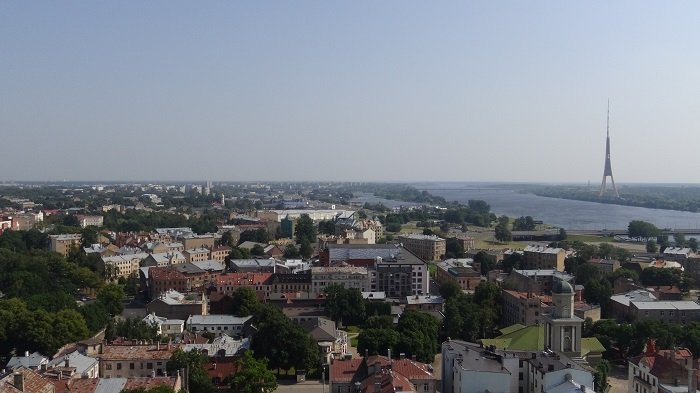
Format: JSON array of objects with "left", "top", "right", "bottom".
[
  {"left": 65, "top": 357, "right": 70, "bottom": 368},
  {"left": 14, "top": 372, "right": 24, "bottom": 392},
  {"left": 412, "top": 354, "right": 417, "bottom": 361},
  {"left": 580, "top": 385, "right": 586, "bottom": 392},
  {"left": 688, "top": 367, "right": 696, "bottom": 393},
  {"left": 157, "top": 341, "right": 160, "bottom": 350},
  {"left": 374, "top": 382, "right": 381, "bottom": 393},
  {"left": 387, "top": 348, "right": 391, "bottom": 360},
  {"left": 24, "top": 351, "right": 29, "bottom": 357}
]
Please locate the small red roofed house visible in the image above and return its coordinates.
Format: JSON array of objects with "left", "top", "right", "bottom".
[{"left": 628, "top": 339, "right": 697, "bottom": 393}]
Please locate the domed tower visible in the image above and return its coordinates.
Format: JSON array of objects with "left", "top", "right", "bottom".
[{"left": 544, "top": 280, "right": 583, "bottom": 357}]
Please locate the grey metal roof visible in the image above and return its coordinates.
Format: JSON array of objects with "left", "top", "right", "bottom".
[
  {"left": 47, "top": 352, "right": 98, "bottom": 374},
  {"left": 187, "top": 315, "right": 253, "bottom": 325}
]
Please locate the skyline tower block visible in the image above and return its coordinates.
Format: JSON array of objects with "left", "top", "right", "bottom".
[{"left": 599, "top": 102, "right": 620, "bottom": 198}]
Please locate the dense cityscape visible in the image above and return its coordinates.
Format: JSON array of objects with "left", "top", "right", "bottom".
[
  {"left": 1, "top": 181, "right": 700, "bottom": 393},
  {"left": 4, "top": 2, "right": 700, "bottom": 393}
]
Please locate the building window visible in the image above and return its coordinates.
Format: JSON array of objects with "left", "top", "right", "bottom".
[
  {"left": 147, "top": 363, "right": 153, "bottom": 369},
  {"left": 106, "top": 364, "right": 112, "bottom": 370},
  {"left": 130, "top": 363, "right": 135, "bottom": 370}
]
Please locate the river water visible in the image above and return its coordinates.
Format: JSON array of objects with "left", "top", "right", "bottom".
[{"left": 412, "top": 183, "right": 700, "bottom": 231}]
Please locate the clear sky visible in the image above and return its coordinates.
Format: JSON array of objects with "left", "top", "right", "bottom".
[{"left": 1, "top": 2, "right": 699, "bottom": 183}]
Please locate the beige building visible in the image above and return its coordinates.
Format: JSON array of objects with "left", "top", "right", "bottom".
[
  {"left": 183, "top": 248, "right": 210, "bottom": 263},
  {"left": 99, "top": 344, "right": 179, "bottom": 378},
  {"left": 523, "top": 245, "right": 566, "bottom": 271},
  {"left": 100, "top": 253, "right": 149, "bottom": 280},
  {"left": 49, "top": 234, "right": 82, "bottom": 257},
  {"left": 398, "top": 234, "right": 446, "bottom": 261},
  {"left": 209, "top": 246, "right": 231, "bottom": 263},
  {"left": 181, "top": 235, "right": 215, "bottom": 250},
  {"left": 77, "top": 215, "right": 104, "bottom": 228}
]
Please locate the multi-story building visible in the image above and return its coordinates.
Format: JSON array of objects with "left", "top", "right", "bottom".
[
  {"left": 183, "top": 248, "right": 210, "bottom": 263},
  {"left": 609, "top": 289, "right": 658, "bottom": 322},
  {"left": 230, "top": 259, "right": 277, "bottom": 273},
  {"left": 435, "top": 258, "right": 482, "bottom": 292},
  {"left": 147, "top": 267, "right": 189, "bottom": 298},
  {"left": 311, "top": 266, "right": 370, "bottom": 295},
  {"left": 450, "top": 234, "right": 475, "bottom": 251},
  {"left": 100, "top": 253, "right": 149, "bottom": 280},
  {"left": 208, "top": 246, "right": 231, "bottom": 263},
  {"left": 320, "top": 243, "right": 399, "bottom": 267},
  {"left": 331, "top": 354, "right": 437, "bottom": 393},
  {"left": 371, "top": 247, "right": 429, "bottom": 297},
  {"left": 405, "top": 295, "right": 444, "bottom": 312},
  {"left": 186, "top": 315, "right": 252, "bottom": 338},
  {"left": 629, "top": 301, "right": 700, "bottom": 324},
  {"left": 145, "top": 289, "right": 207, "bottom": 320},
  {"left": 255, "top": 209, "right": 354, "bottom": 222},
  {"left": 142, "top": 252, "right": 186, "bottom": 267},
  {"left": 99, "top": 343, "right": 179, "bottom": 378},
  {"left": 441, "top": 340, "right": 595, "bottom": 393},
  {"left": 501, "top": 289, "right": 548, "bottom": 326},
  {"left": 181, "top": 235, "right": 215, "bottom": 250},
  {"left": 663, "top": 247, "right": 694, "bottom": 262},
  {"left": 49, "top": 234, "right": 82, "bottom": 257},
  {"left": 268, "top": 273, "right": 311, "bottom": 300},
  {"left": 214, "top": 273, "right": 273, "bottom": 301},
  {"left": 506, "top": 269, "right": 574, "bottom": 296},
  {"left": 398, "top": 234, "right": 446, "bottom": 261},
  {"left": 522, "top": 245, "right": 566, "bottom": 271},
  {"left": 628, "top": 340, "right": 697, "bottom": 393},
  {"left": 77, "top": 215, "right": 104, "bottom": 228}
]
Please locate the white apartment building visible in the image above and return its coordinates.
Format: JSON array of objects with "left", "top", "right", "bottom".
[{"left": 186, "top": 315, "right": 253, "bottom": 338}]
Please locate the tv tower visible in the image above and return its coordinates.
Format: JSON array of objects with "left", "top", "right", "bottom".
[{"left": 599, "top": 101, "right": 620, "bottom": 198}]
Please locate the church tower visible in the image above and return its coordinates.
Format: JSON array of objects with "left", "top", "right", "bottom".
[{"left": 543, "top": 280, "right": 583, "bottom": 358}]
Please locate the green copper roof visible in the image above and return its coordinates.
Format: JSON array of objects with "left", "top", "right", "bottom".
[
  {"left": 580, "top": 337, "right": 606, "bottom": 356},
  {"left": 481, "top": 324, "right": 544, "bottom": 351}
]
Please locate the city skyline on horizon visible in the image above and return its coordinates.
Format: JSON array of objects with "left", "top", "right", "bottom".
[{"left": 2, "top": 2, "right": 700, "bottom": 183}]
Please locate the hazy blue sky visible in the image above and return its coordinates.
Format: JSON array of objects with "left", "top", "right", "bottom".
[{"left": 1, "top": 2, "right": 699, "bottom": 183}]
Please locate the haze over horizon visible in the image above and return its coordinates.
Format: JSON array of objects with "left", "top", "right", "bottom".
[{"left": 2, "top": 2, "right": 699, "bottom": 183}]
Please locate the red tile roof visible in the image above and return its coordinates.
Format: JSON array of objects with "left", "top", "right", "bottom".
[
  {"left": 0, "top": 368, "right": 54, "bottom": 393},
  {"left": 330, "top": 358, "right": 364, "bottom": 383}
]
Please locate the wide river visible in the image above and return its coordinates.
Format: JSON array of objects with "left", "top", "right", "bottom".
[{"left": 413, "top": 183, "right": 700, "bottom": 231}]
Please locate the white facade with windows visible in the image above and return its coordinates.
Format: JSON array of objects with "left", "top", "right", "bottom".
[{"left": 186, "top": 314, "right": 252, "bottom": 338}]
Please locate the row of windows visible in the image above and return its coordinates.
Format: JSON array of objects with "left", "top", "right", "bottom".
[{"left": 105, "top": 361, "right": 162, "bottom": 370}]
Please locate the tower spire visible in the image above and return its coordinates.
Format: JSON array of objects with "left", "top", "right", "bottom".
[{"left": 599, "top": 100, "right": 620, "bottom": 198}]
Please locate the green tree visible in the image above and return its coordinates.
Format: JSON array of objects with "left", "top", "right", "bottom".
[
  {"left": 364, "top": 315, "right": 394, "bottom": 329},
  {"left": 231, "top": 351, "right": 277, "bottom": 393},
  {"left": 324, "top": 285, "right": 366, "bottom": 326},
  {"left": 294, "top": 214, "right": 316, "bottom": 244},
  {"left": 166, "top": 349, "right": 215, "bottom": 393},
  {"left": 594, "top": 359, "right": 611, "bottom": 393},
  {"left": 230, "top": 287, "right": 261, "bottom": 317},
  {"left": 299, "top": 239, "right": 313, "bottom": 259},
  {"left": 439, "top": 281, "right": 463, "bottom": 301},
  {"left": 444, "top": 238, "right": 465, "bottom": 259},
  {"left": 474, "top": 251, "right": 496, "bottom": 275},
  {"left": 250, "top": 244, "right": 266, "bottom": 256},
  {"left": 689, "top": 238, "right": 699, "bottom": 252},
  {"left": 674, "top": 233, "right": 687, "bottom": 248},
  {"left": 97, "top": 283, "right": 125, "bottom": 316},
  {"left": 395, "top": 310, "right": 440, "bottom": 362},
  {"left": 283, "top": 244, "right": 299, "bottom": 259},
  {"left": 220, "top": 231, "right": 236, "bottom": 247},
  {"left": 318, "top": 220, "right": 336, "bottom": 235},
  {"left": 628, "top": 220, "right": 660, "bottom": 239},
  {"left": 494, "top": 219, "right": 512, "bottom": 243},
  {"left": 357, "top": 328, "right": 400, "bottom": 357},
  {"left": 646, "top": 239, "right": 658, "bottom": 253}
]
